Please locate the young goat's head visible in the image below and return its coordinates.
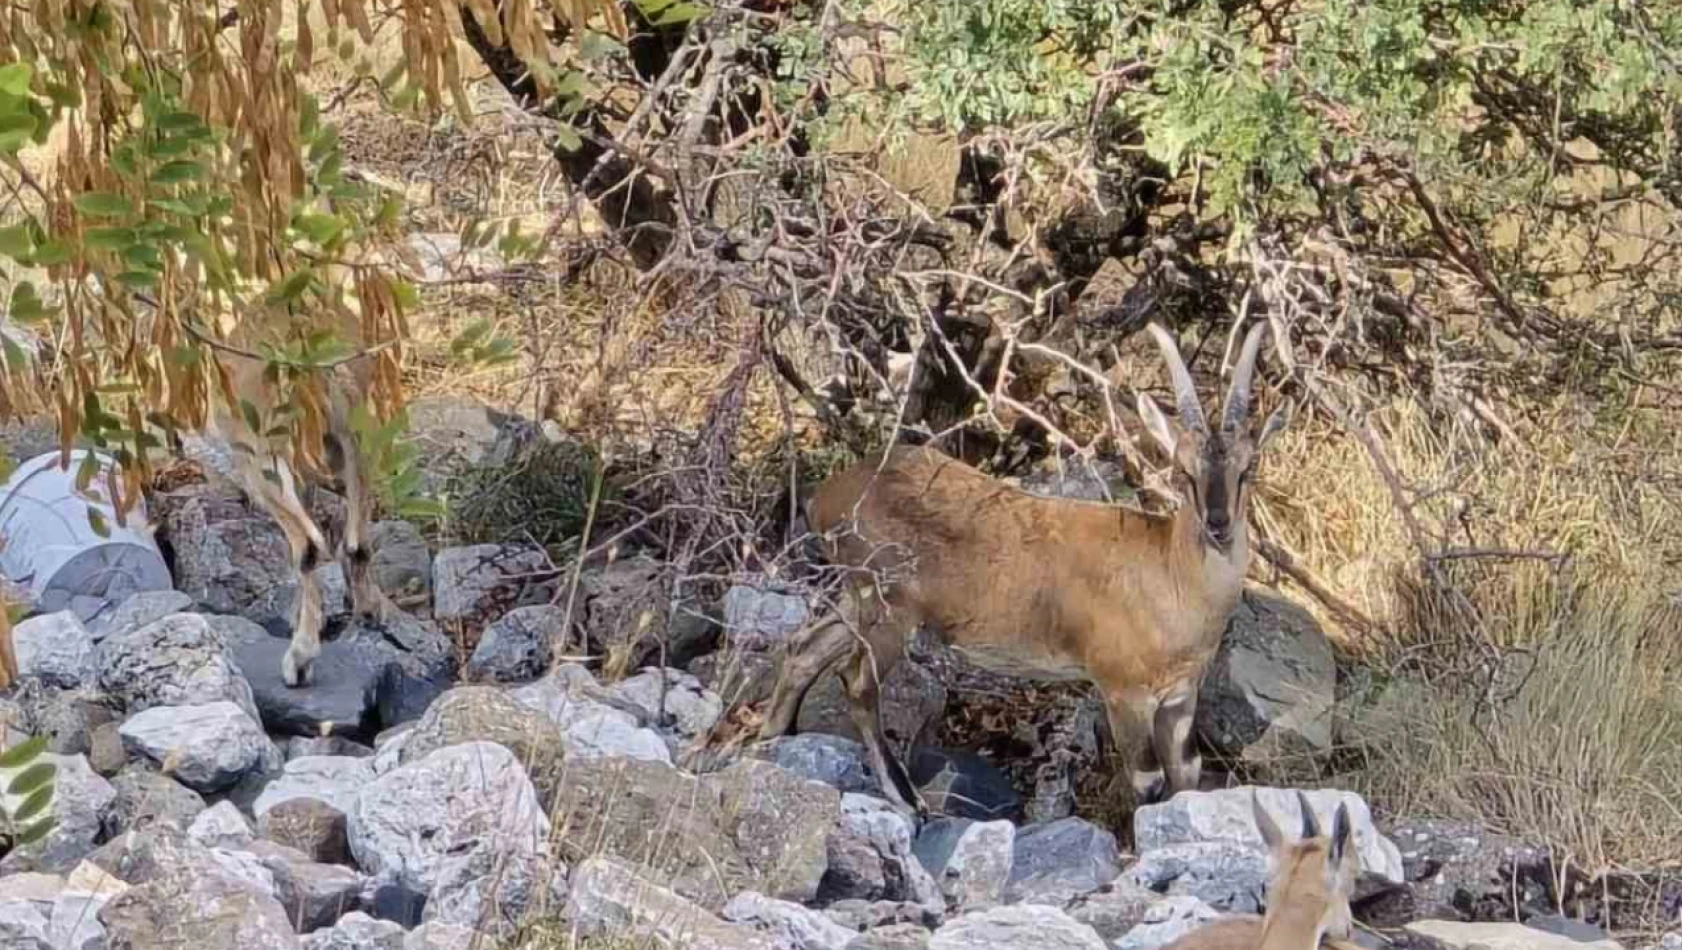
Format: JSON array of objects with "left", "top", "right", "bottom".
[
  {"left": 1254, "top": 791, "right": 1359, "bottom": 946},
  {"left": 1137, "top": 321, "right": 1290, "bottom": 555}
]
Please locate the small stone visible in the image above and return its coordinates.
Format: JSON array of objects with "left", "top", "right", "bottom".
[
  {"left": 1066, "top": 880, "right": 1161, "bottom": 942},
  {"left": 463, "top": 604, "right": 565, "bottom": 683},
  {"left": 1404, "top": 920, "right": 1624, "bottom": 950},
  {"left": 708, "top": 760, "right": 841, "bottom": 906},
  {"left": 431, "top": 543, "right": 556, "bottom": 634},
  {"left": 422, "top": 844, "right": 568, "bottom": 937},
  {"left": 300, "top": 911, "right": 405, "bottom": 950},
  {"left": 260, "top": 798, "right": 352, "bottom": 866},
  {"left": 118, "top": 700, "right": 274, "bottom": 793},
  {"left": 189, "top": 801, "right": 255, "bottom": 849},
  {"left": 913, "top": 818, "right": 1015, "bottom": 910},
  {"left": 1125, "top": 841, "right": 1268, "bottom": 913},
  {"left": 107, "top": 766, "right": 207, "bottom": 836},
  {"left": 13, "top": 611, "right": 97, "bottom": 689},
  {"left": 823, "top": 794, "right": 941, "bottom": 907},
  {"left": 244, "top": 839, "right": 364, "bottom": 933},
  {"left": 847, "top": 924, "right": 933, "bottom": 950},
  {"left": 755, "top": 735, "right": 878, "bottom": 795},
  {"left": 927, "top": 904, "right": 1105, "bottom": 950},
  {"left": 724, "top": 890, "right": 858, "bottom": 950},
  {"left": 370, "top": 521, "right": 432, "bottom": 611},
  {"left": 560, "top": 710, "right": 673, "bottom": 765},
  {"left": 606, "top": 667, "right": 724, "bottom": 740},
  {"left": 395, "top": 686, "right": 567, "bottom": 800},
  {"left": 253, "top": 756, "right": 376, "bottom": 819},
  {"left": 88, "top": 722, "right": 127, "bottom": 776},
  {"left": 722, "top": 579, "right": 810, "bottom": 650}
]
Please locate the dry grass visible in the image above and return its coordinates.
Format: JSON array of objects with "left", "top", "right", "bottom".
[{"left": 1247, "top": 380, "right": 1682, "bottom": 875}]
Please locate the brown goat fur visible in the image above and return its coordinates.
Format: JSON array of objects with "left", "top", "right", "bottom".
[{"left": 753, "top": 321, "right": 1290, "bottom": 812}]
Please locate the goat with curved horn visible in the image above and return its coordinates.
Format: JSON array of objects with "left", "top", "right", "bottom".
[{"left": 721, "top": 319, "right": 1292, "bottom": 813}]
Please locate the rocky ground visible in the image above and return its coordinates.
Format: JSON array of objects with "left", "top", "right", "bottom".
[{"left": 0, "top": 403, "right": 1673, "bottom": 950}]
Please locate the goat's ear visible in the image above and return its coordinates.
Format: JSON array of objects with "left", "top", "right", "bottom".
[
  {"left": 1256, "top": 400, "right": 1291, "bottom": 452},
  {"left": 1137, "top": 392, "right": 1178, "bottom": 458},
  {"left": 1252, "top": 792, "right": 1285, "bottom": 851},
  {"left": 1330, "top": 801, "right": 1354, "bottom": 868}
]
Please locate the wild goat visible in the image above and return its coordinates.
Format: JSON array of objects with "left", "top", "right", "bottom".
[
  {"left": 192, "top": 347, "right": 390, "bottom": 688},
  {"left": 752, "top": 320, "right": 1288, "bottom": 812},
  {"left": 1159, "top": 791, "right": 1359, "bottom": 950}
]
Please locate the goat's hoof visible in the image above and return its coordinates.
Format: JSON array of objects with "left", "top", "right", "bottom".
[{"left": 281, "top": 650, "right": 315, "bottom": 688}]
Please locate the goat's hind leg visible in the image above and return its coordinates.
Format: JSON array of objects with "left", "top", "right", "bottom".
[
  {"left": 758, "top": 611, "right": 853, "bottom": 740},
  {"left": 323, "top": 405, "right": 387, "bottom": 625},
  {"left": 841, "top": 642, "right": 926, "bottom": 817}
]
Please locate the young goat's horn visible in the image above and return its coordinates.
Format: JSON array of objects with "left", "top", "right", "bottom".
[
  {"left": 1146, "top": 322, "right": 1208, "bottom": 435},
  {"left": 1296, "top": 790, "right": 1321, "bottom": 840},
  {"left": 1222, "top": 321, "right": 1270, "bottom": 435}
]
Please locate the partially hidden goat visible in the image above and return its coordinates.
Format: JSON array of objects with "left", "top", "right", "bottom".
[
  {"left": 1159, "top": 791, "right": 1360, "bottom": 950},
  {"left": 752, "top": 320, "right": 1289, "bottom": 813},
  {"left": 192, "top": 310, "right": 395, "bottom": 687}
]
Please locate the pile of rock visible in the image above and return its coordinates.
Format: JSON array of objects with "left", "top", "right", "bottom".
[{"left": 0, "top": 400, "right": 1662, "bottom": 950}]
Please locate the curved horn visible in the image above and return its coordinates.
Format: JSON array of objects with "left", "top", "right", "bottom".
[
  {"left": 1145, "top": 322, "right": 1207, "bottom": 435},
  {"left": 1222, "top": 321, "right": 1269, "bottom": 434},
  {"left": 1296, "top": 790, "right": 1321, "bottom": 840}
]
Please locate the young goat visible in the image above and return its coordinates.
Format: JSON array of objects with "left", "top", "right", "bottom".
[
  {"left": 1159, "top": 791, "right": 1360, "bottom": 950},
  {"left": 752, "top": 320, "right": 1289, "bottom": 812}
]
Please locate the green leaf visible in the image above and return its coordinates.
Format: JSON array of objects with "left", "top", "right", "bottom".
[
  {"left": 12, "top": 785, "right": 53, "bottom": 823},
  {"left": 0, "top": 63, "right": 33, "bottom": 98},
  {"left": 151, "top": 160, "right": 202, "bottom": 184},
  {"left": 0, "top": 736, "right": 46, "bottom": 769},
  {"left": 84, "top": 227, "right": 137, "bottom": 251},
  {"left": 6, "top": 761, "right": 55, "bottom": 796},
  {"left": 0, "top": 225, "right": 33, "bottom": 259},
  {"left": 266, "top": 269, "right": 314, "bottom": 304},
  {"left": 239, "top": 398, "right": 262, "bottom": 434},
  {"left": 86, "top": 506, "right": 110, "bottom": 539},
  {"left": 16, "top": 816, "right": 56, "bottom": 847},
  {"left": 73, "top": 192, "right": 132, "bottom": 217},
  {"left": 294, "top": 213, "right": 344, "bottom": 245},
  {"left": 2, "top": 335, "right": 28, "bottom": 371},
  {"left": 155, "top": 111, "right": 205, "bottom": 133},
  {"left": 30, "top": 240, "right": 70, "bottom": 266},
  {"left": 147, "top": 197, "right": 203, "bottom": 216},
  {"left": 0, "top": 112, "right": 38, "bottom": 152},
  {"left": 552, "top": 124, "right": 583, "bottom": 154}
]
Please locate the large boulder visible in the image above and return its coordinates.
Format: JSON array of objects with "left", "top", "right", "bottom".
[
  {"left": 346, "top": 741, "right": 550, "bottom": 895},
  {"left": 1132, "top": 786, "right": 1403, "bottom": 886},
  {"left": 106, "top": 767, "right": 207, "bottom": 836},
  {"left": 822, "top": 793, "right": 942, "bottom": 907},
  {"left": 13, "top": 612, "right": 97, "bottom": 689},
  {"left": 0, "top": 754, "right": 116, "bottom": 873},
  {"left": 721, "top": 577, "right": 811, "bottom": 651},
  {"left": 395, "top": 686, "right": 567, "bottom": 800},
  {"left": 912, "top": 818, "right": 1015, "bottom": 911},
  {"left": 724, "top": 891, "right": 858, "bottom": 950},
  {"left": 165, "top": 492, "right": 328, "bottom": 634},
  {"left": 1195, "top": 592, "right": 1336, "bottom": 765},
  {"left": 88, "top": 591, "right": 195, "bottom": 643},
  {"left": 754, "top": 735, "right": 878, "bottom": 796},
  {"left": 927, "top": 904, "right": 1106, "bottom": 950},
  {"left": 298, "top": 912, "right": 405, "bottom": 950},
  {"left": 605, "top": 667, "right": 724, "bottom": 742},
  {"left": 227, "top": 633, "right": 400, "bottom": 741},
  {"left": 548, "top": 756, "right": 838, "bottom": 911},
  {"left": 259, "top": 798, "right": 352, "bottom": 866},
  {"left": 117, "top": 701, "right": 276, "bottom": 793},
  {"left": 1006, "top": 817, "right": 1122, "bottom": 906},
  {"left": 1405, "top": 920, "right": 1624, "bottom": 950},
  {"left": 421, "top": 843, "right": 567, "bottom": 938},
  {"left": 566, "top": 856, "right": 776, "bottom": 950},
  {"left": 95, "top": 613, "right": 261, "bottom": 724}
]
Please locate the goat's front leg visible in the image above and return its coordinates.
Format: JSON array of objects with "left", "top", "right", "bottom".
[
  {"left": 842, "top": 644, "right": 928, "bottom": 818},
  {"left": 1103, "top": 687, "right": 1167, "bottom": 806},
  {"left": 1151, "top": 677, "right": 1203, "bottom": 798}
]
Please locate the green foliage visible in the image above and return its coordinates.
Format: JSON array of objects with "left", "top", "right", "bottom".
[{"left": 0, "top": 735, "right": 57, "bottom": 859}]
